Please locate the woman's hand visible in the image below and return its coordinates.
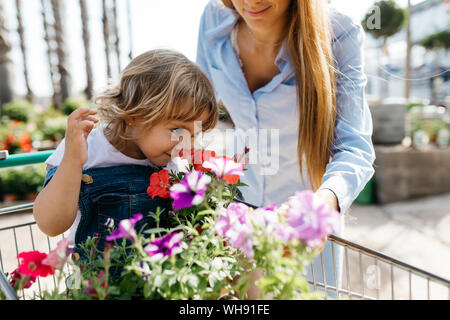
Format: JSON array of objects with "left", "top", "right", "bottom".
[
  {"left": 314, "top": 189, "right": 339, "bottom": 252},
  {"left": 62, "top": 108, "right": 98, "bottom": 168},
  {"left": 315, "top": 188, "right": 339, "bottom": 213}
]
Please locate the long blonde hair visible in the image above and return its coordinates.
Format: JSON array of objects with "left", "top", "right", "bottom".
[
  {"left": 222, "top": 0, "right": 337, "bottom": 191},
  {"left": 95, "top": 49, "right": 218, "bottom": 152}
]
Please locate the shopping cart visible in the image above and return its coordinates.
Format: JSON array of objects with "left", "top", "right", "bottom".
[
  {"left": 1, "top": 151, "right": 449, "bottom": 300},
  {"left": 1, "top": 201, "right": 449, "bottom": 300}
]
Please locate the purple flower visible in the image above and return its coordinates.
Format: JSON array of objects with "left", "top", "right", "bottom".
[
  {"left": 215, "top": 203, "right": 255, "bottom": 258},
  {"left": 264, "top": 202, "right": 278, "bottom": 211},
  {"left": 136, "top": 262, "right": 152, "bottom": 281},
  {"left": 169, "top": 170, "right": 211, "bottom": 210},
  {"left": 144, "top": 232, "right": 184, "bottom": 261},
  {"left": 105, "top": 213, "right": 143, "bottom": 243},
  {"left": 285, "top": 190, "right": 340, "bottom": 248}
]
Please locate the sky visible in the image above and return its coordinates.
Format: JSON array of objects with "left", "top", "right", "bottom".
[{"left": 2, "top": 0, "right": 424, "bottom": 99}]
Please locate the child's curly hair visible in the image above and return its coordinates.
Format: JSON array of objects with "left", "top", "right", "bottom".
[{"left": 95, "top": 49, "right": 218, "bottom": 151}]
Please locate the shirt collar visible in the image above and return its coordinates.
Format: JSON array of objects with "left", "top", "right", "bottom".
[{"left": 205, "top": 8, "right": 239, "bottom": 46}]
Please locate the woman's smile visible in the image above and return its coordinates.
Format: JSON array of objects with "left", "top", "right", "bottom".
[{"left": 245, "top": 6, "right": 272, "bottom": 17}]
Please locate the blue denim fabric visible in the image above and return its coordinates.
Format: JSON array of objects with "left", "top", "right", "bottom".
[{"left": 43, "top": 165, "right": 172, "bottom": 254}]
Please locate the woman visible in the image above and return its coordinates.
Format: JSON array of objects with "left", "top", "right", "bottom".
[{"left": 196, "top": 0, "right": 375, "bottom": 298}]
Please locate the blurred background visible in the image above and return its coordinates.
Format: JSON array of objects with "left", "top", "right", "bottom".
[{"left": 0, "top": 0, "right": 448, "bottom": 299}]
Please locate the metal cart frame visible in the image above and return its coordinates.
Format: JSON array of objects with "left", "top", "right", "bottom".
[
  {"left": 1, "top": 202, "right": 449, "bottom": 300},
  {"left": 1, "top": 151, "right": 449, "bottom": 300}
]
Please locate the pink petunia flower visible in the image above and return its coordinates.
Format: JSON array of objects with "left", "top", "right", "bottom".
[
  {"left": 202, "top": 156, "right": 243, "bottom": 185},
  {"left": 42, "top": 238, "right": 73, "bottom": 270},
  {"left": 285, "top": 190, "right": 340, "bottom": 248},
  {"left": 215, "top": 203, "right": 255, "bottom": 258}
]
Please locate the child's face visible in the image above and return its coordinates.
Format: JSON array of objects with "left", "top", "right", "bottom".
[{"left": 134, "top": 119, "right": 201, "bottom": 167}]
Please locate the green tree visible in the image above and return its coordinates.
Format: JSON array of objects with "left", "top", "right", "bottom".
[
  {"left": 362, "top": 0, "right": 406, "bottom": 47},
  {"left": 15, "top": 0, "right": 34, "bottom": 102},
  {"left": 420, "top": 30, "right": 450, "bottom": 105},
  {"left": 79, "top": 0, "right": 94, "bottom": 99},
  {"left": 362, "top": 0, "right": 406, "bottom": 99},
  {"left": 0, "top": 0, "right": 13, "bottom": 109},
  {"left": 421, "top": 30, "right": 450, "bottom": 50}
]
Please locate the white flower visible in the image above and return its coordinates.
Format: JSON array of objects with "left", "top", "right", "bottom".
[{"left": 165, "top": 157, "right": 190, "bottom": 175}]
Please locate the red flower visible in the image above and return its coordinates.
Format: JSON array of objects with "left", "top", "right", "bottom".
[
  {"left": 9, "top": 269, "right": 36, "bottom": 289},
  {"left": 147, "top": 169, "right": 171, "bottom": 199},
  {"left": 19, "top": 132, "right": 32, "bottom": 153},
  {"left": 224, "top": 174, "right": 240, "bottom": 185},
  {"left": 84, "top": 270, "right": 109, "bottom": 299},
  {"left": 2, "top": 134, "right": 15, "bottom": 151},
  {"left": 17, "top": 251, "right": 54, "bottom": 278},
  {"left": 179, "top": 148, "right": 216, "bottom": 172}
]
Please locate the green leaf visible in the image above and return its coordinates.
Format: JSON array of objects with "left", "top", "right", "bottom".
[
  {"left": 143, "top": 228, "right": 168, "bottom": 235},
  {"left": 197, "top": 209, "right": 214, "bottom": 216},
  {"left": 257, "top": 275, "right": 278, "bottom": 288}
]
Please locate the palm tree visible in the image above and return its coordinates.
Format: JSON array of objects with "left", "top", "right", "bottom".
[
  {"left": 112, "top": 0, "right": 121, "bottom": 72},
  {"left": 79, "top": 0, "right": 94, "bottom": 99},
  {"left": 102, "top": 0, "right": 112, "bottom": 80},
  {"left": 40, "top": 0, "right": 59, "bottom": 107},
  {"left": 50, "top": 0, "right": 70, "bottom": 106},
  {"left": 0, "top": 0, "right": 13, "bottom": 108},
  {"left": 126, "top": 0, "right": 133, "bottom": 60},
  {"left": 15, "top": 0, "right": 33, "bottom": 102}
]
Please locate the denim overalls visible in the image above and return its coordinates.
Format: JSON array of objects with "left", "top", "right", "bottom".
[{"left": 43, "top": 164, "right": 172, "bottom": 254}]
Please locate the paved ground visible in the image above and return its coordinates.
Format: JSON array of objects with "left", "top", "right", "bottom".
[
  {"left": 345, "top": 192, "right": 450, "bottom": 280},
  {"left": 341, "top": 192, "right": 450, "bottom": 299}
]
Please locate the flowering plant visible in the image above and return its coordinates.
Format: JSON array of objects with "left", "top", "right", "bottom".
[{"left": 1, "top": 149, "right": 340, "bottom": 300}]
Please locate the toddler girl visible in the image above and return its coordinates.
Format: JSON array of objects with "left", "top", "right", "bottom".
[{"left": 33, "top": 49, "right": 218, "bottom": 252}]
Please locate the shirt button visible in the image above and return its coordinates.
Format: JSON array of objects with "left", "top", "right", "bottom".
[{"left": 81, "top": 174, "right": 93, "bottom": 184}]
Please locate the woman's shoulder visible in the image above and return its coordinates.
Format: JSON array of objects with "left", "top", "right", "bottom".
[
  {"left": 328, "top": 7, "right": 364, "bottom": 42},
  {"left": 200, "top": 0, "right": 236, "bottom": 29}
]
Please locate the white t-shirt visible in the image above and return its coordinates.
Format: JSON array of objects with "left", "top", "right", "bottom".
[{"left": 45, "top": 126, "right": 156, "bottom": 242}]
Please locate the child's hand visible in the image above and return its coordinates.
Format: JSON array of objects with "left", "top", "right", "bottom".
[{"left": 62, "top": 108, "right": 98, "bottom": 168}]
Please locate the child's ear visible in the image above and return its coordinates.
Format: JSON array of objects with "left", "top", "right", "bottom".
[{"left": 125, "top": 118, "right": 135, "bottom": 126}]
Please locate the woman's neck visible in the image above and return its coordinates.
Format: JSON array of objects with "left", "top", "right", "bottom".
[{"left": 241, "top": 16, "right": 288, "bottom": 50}]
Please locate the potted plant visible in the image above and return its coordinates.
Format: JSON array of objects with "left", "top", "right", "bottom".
[
  {"left": 0, "top": 120, "right": 35, "bottom": 154},
  {"left": 1, "top": 151, "right": 340, "bottom": 300},
  {"left": 0, "top": 169, "right": 25, "bottom": 203},
  {"left": 1, "top": 100, "right": 34, "bottom": 123},
  {"left": 22, "top": 166, "right": 46, "bottom": 201},
  {"left": 34, "top": 108, "right": 67, "bottom": 149}
]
